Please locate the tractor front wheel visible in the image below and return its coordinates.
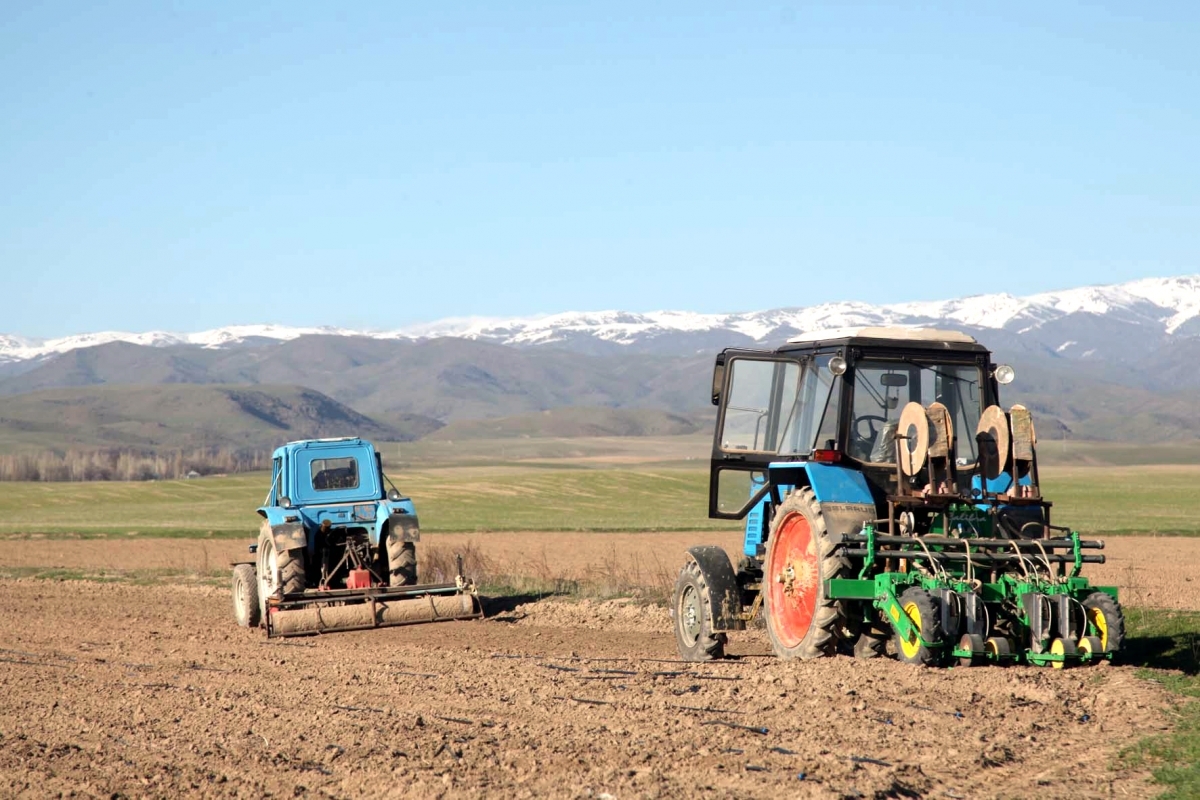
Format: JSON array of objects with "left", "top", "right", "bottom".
[
  {"left": 231, "top": 564, "right": 260, "bottom": 628},
  {"left": 672, "top": 560, "right": 727, "bottom": 661},
  {"left": 387, "top": 532, "right": 418, "bottom": 587}
]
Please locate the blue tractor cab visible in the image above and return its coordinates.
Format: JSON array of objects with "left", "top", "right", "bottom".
[{"left": 672, "top": 328, "right": 1122, "bottom": 669}]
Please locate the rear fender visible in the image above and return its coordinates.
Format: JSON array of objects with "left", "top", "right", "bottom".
[
  {"left": 768, "top": 462, "right": 877, "bottom": 537},
  {"left": 685, "top": 546, "right": 744, "bottom": 633},
  {"left": 382, "top": 513, "right": 420, "bottom": 545},
  {"left": 260, "top": 518, "right": 306, "bottom": 553}
]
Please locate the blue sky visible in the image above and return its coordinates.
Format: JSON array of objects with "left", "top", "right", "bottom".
[{"left": 2, "top": 2, "right": 1198, "bottom": 337}]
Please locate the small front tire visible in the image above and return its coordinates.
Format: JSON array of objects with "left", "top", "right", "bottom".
[
  {"left": 672, "top": 560, "right": 727, "bottom": 661},
  {"left": 894, "top": 587, "right": 941, "bottom": 666},
  {"left": 1082, "top": 592, "right": 1125, "bottom": 654}
]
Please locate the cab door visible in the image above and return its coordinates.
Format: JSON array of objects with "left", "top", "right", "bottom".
[{"left": 708, "top": 352, "right": 806, "bottom": 520}]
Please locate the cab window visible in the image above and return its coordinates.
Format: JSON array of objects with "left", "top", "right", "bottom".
[
  {"left": 718, "top": 356, "right": 842, "bottom": 456},
  {"left": 848, "top": 359, "right": 982, "bottom": 463},
  {"left": 311, "top": 457, "right": 359, "bottom": 491},
  {"left": 720, "top": 359, "right": 801, "bottom": 452}
]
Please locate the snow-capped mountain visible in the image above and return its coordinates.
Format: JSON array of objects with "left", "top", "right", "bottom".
[{"left": 2, "top": 275, "right": 1199, "bottom": 365}]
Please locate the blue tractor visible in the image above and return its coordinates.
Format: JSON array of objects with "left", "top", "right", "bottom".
[
  {"left": 231, "top": 437, "right": 481, "bottom": 637},
  {"left": 672, "top": 327, "right": 1124, "bottom": 668}
]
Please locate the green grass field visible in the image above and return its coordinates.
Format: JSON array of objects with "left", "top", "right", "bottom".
[
  {"left": 1121, "top": 609, "right": 1200, "bottom": 798},
  {"left": 0, "top": 466, "right": 732, "bottom": 537},
  {"left": 2, "top": 460, "right": 1200, "bottom": 537}
]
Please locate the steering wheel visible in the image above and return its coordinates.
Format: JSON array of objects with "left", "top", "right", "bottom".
[{"left": 853, "top": 415, "right": 888, "bottom": 445}]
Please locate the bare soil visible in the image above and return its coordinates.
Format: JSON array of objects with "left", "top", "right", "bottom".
[
  {"left": 5, "top": 533, "right": 1200, "bottom": 610},
  {"left": 0, "top": 528, "right": 1188, "bottom": 798}
]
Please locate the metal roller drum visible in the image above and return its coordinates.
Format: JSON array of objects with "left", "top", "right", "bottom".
[{"left": 269, "top": 591, "right": 482, "bottom": 637}]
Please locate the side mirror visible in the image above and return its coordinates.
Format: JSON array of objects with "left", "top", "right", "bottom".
[
  {"left": 711, "top": 360, "right": 726, "bottom": 406},
  {"left": 387, "top": 488, "right": 401, "bottom": 502},
  {"left": 280, "top": 496, "right": 292, "bottom": 509}
]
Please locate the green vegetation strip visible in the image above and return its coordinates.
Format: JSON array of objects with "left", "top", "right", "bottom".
[
  {"left": 0, "top": 566, "right": 228, "bottom": 586},
  {"left": 1, "top": 464, "right": 1199, "bottom": 538},
  {"left": 1120, "top": 609, "right": 1200, "bottom": 798},
  {"left": 0, "top": 467, "right": 737, "bottom": 537}
]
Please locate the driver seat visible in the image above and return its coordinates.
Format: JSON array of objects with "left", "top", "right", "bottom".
[{"left": 868, "top": 420, "right": 899, "bottom": 463}]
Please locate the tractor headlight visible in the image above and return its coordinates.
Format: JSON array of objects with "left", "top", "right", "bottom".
[
  {"left": 994, "top": 364, "right": 1016, "bottom": 385},
  {"left": 828, "top": 356, "right": 848, "bottom": 376}
]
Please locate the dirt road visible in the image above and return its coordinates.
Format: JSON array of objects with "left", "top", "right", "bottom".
[{"left": 0, "top": 574, "right": 1175, "bottom": 798}]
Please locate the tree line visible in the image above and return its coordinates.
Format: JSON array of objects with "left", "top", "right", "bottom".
[{"left": 0, "top": 447, "right": 271, "bottom": 482}]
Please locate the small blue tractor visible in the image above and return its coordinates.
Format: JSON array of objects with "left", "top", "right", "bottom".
[
  {"left": 672, "top": 327, "right": 1124, "bottom": 668},
  {"left": 231, "top": 437, "right": 481, "bottom": 637}
]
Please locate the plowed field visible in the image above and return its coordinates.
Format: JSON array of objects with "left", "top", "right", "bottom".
[{"left": 1, "top": 534, "right": 1195, "bottom": 798}]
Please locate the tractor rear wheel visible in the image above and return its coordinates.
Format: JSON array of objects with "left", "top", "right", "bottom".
[
  {"left": 232, "top": 564, "right": 260, "bottom": 628},
  {"left": 672, "top": 559, "right": 727, "bottom": 661},
  {"left": 762, "top": 488, "right": 851, "bottom": 660},
  {"left": 1082, "top": 592, "right": 1125, "bottom": 654},
  {"left": 256, "top": 530, "right": 306, "bottom": 621},
  {"left": 387, "top": 533, "right": 418, "bottom": 587},
  {"left": 894, "top": 587, "right": 941, "bottom": 666}
]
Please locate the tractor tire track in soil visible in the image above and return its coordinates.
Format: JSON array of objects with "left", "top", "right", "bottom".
[{"left": 0, "top": 576, "right": 1173, "bottom": 799}]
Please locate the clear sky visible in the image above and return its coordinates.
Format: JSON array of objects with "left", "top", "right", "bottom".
[{"left": 2, "top": 2, "right": 1198, "bottom": 337}]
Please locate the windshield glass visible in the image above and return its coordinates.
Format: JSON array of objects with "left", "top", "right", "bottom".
[
  {"left": 848, "top": 359, "right": 982, "bottom": 463},
  {"left": 719, "top": 356, "right": 841, "bottom": 455}
]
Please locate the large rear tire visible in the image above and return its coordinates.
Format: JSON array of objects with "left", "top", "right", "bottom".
[
  {"left": 762, "top": 488, "right": 851, "bottom": 660},
  {"left": 256, "top": 529, "right": 306, "bottom": 621},
  {"left": 232, "top": 564, "right": 261, "bottom": 628},
  {"left": 387, "top": 532, "right": 418, "bottom": 587},
  {"left": 672, "top": 559, "right": 727, "bottom": 661}
]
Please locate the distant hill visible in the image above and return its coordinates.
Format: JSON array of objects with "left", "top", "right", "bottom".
[
  {"left": 0, "top": 336, "right": 715, "bottom": 422},
  {"left": 428, "top": 407, "right": 708, "bottom": 441},
  {"left": 0, "top": 384, "right": 434, "bottom": 454},
  {"left": 1, "top": 327, "right": 1200, "bottom": 449}
]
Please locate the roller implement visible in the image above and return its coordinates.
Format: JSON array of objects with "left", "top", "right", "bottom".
[
  {"left": 231, "top": 437, "right": 481, "bottom": 637},
  {"left": 672, "top": 327, "right": 1124, "bottom": 668}
]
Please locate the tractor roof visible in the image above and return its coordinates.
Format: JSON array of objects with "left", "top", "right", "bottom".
[
  {"left": 273, "top": 437, "right": 374, "bottom": 459},
  {"left": 779, "top": 326, "right": 988, "bottom": 355}
]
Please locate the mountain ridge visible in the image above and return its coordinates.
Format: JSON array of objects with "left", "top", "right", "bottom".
[{"left": 3, "top": 274, "right": 1199, "bottom": 364}]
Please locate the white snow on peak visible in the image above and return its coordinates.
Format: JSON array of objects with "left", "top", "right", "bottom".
[{"left": 1, "top": 274, "right": 1198, "bottom": 365}]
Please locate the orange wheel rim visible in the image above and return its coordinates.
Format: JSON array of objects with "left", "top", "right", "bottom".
[{"left": 766, "top": 511, "right": 819, "bottom": 649}]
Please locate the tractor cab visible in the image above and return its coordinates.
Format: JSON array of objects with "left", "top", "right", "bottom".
[
  {"left": 708, "top": 327, "right": 1007, "bottom": 538},
  {"left": 673, "top": 327, "right": 1120, "bottom": 670}
]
